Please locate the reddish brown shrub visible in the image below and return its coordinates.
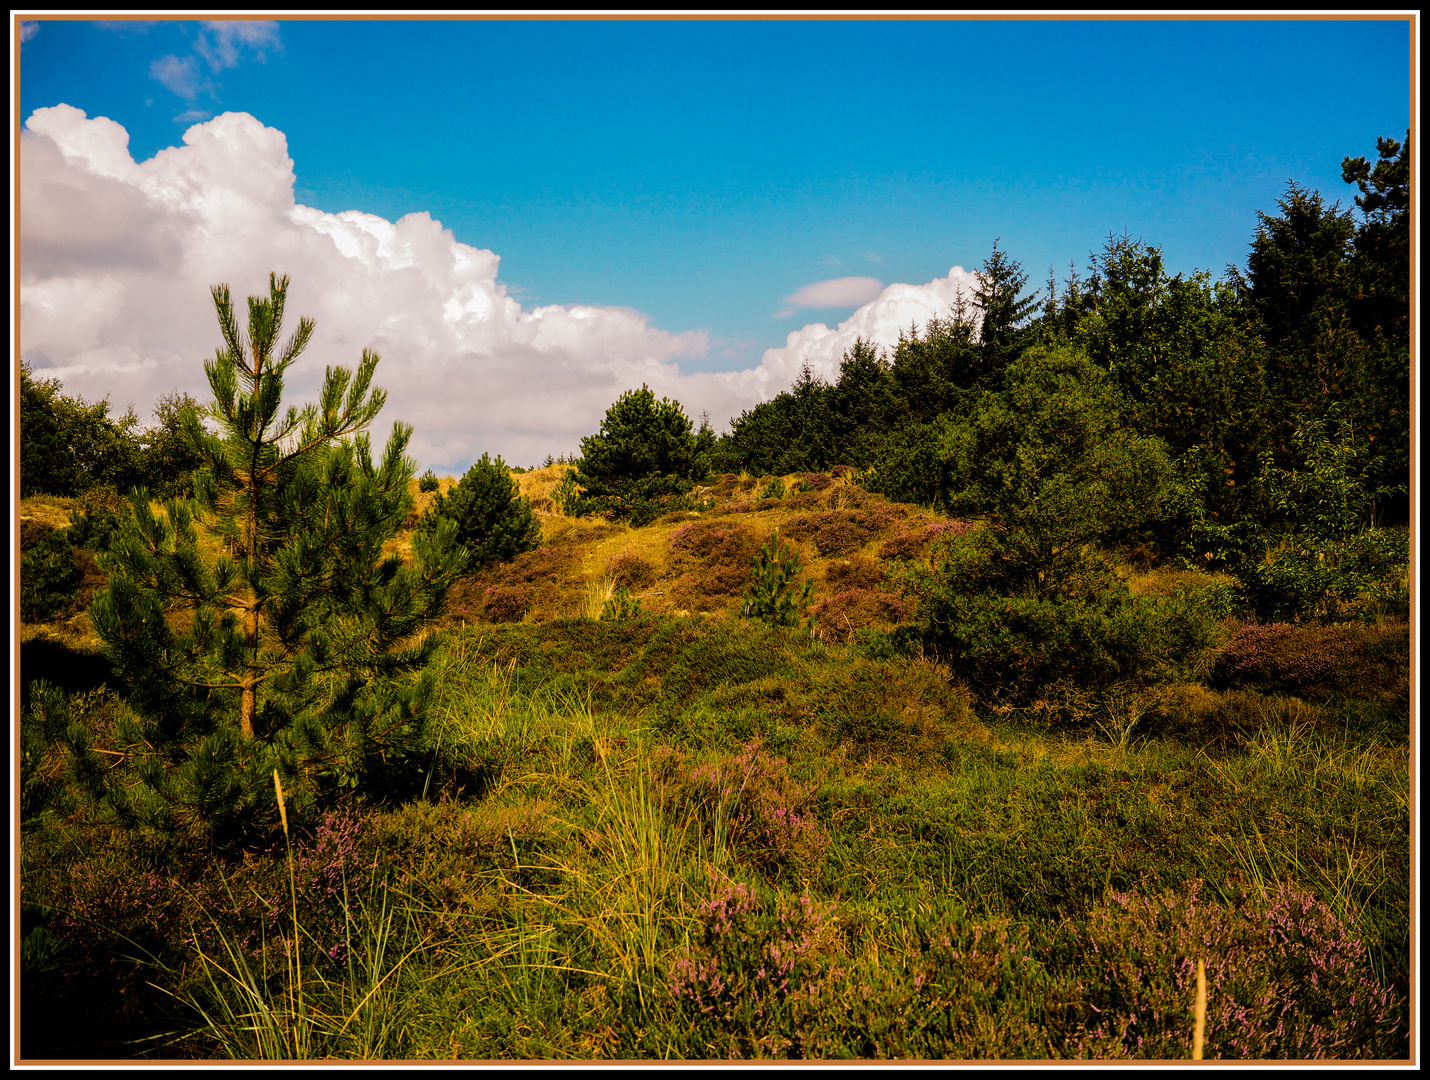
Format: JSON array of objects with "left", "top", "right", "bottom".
[
  {"left": 669, "top": 521, "right": 760, "bottom": 565},
  {"left": 824, "top": 553, "right": 884, "bottom": 590},
  {"left": 879, "top": 520, "right": 975, "bottom": 561},
  {"left": 483, "top": 584, "right": 532, "bottom": 622},
  {"left": 1210, "top": 620, "right": 1408, "bottom": 701},
  {"left": 605, "top": 552, "right": 658, "bottom": 589},
  {"left": 810, "top": 587, "right": 910, "bottom": 642},
  {"left": 784, "top": 508, "right": 897, "bottom": 557}
]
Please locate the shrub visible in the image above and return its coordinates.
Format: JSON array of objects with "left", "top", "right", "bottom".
[
  {"left": 784, "top": 508, "right": 896, "bottom": 557},
  {"left": 878, "top": 521, "right": 974, "bottom": 562},
  {"left": 740, "top": 531, "right": 814, "bottom": 629},
  {"left": 483, "top": 585, "right": 532, "bottom": 623},
  {"left": 599, "top": 585, "right": 643, "bottom": 621},
  {"left": 1067, "top": 879, "right": 1406, "bottom": 1059},
  {"left": 20, "top": 530, "right": 83, "bottom": 623},
  {"left": 1234, "top": 529, "right": 1409, "bottom": 624},
  {"left": 659, "top": 740, "right": 829, "bottom": 877},
  {"left": 418, "top": 469, "right": 440, "bottom": 493},
  {"left": 670, "top": 521, "right": 757, "bottom": 562},
  {"left": 419, "top": 453, "right": 539, "bottom": 567},
  {"left": 759, "top": 477, "right": 787, "bottom": 501},
  {"left": 604, "top": 553, "right": 658, "bottom": 590},
  {"left": 809, "top": 588, "right": 909, "bottom": 644},
  {"left": 667, "top": 880, "right": 835, "bottom": 1058},
  {"left": 904, "top": 579, "right": 1216, "bottom": 706},
  {"left": 1209, "top": 621, "right": 1403, "bottom": 700},
  {"left": 823, "top": 554, "right": 884, "bottom": 590},
  {"left": 665, "top": 880, "right": 1054, "bottom": 1059}
]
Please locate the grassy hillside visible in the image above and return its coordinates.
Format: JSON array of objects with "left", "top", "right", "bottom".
[{"left": 18, "top": 467, "right": 1411, "bottom": 1061}]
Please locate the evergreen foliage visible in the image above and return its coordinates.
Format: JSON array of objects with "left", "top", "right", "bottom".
[
  {"left": 899, "top": 347, "right": 1209, "bottom": 702},
  {"left": 740, "top": 530, "right": 814, "bottom": 629},
  {"left": 20, "top": 530, "right": 84, "bottom": 623},
  {"left": 418, "top": 469, "right": 440, "bottom": 493},
  {"left": 418, "top": 453, "right": 539, "bottom": 567},
  {"left": 970, "top": 239, "right": 1042, "bottom": 378},
  {"left": 573, "top": 384, "right": 709, "bottom": 524},
  {"left": 84, "top": 273, "right": 468, "bottom": 847},
  {"left": 600, "top": 585, "right": 644, "bottom": 621}
]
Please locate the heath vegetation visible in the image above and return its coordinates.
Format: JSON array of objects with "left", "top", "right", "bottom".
[{"left": 19, "top": 134, "right": 1411, "bottom": 1061}]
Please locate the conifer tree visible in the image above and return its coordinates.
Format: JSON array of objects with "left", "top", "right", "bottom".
[
  {"left": 573, "top": 384, "right": 706, "bottom": 522},
  {"left": 418, "top": 452, "right": 539, "bottom": 566},
  {"left": 972, "top": 239, "right": 1042, "bottom": 380},
  {"left": 88, "top": 273, "right": 467, "bottom": 843}
]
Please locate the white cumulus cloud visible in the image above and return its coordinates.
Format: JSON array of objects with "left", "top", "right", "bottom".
[
  {"left": 754, "top": 269, "right": 982, "bottom": 399},
  {"left": 777, "top": 275, "right": 885, "bottom": 317},
  {"left": 19, "top": 106, "right": 982, "bottom": 471}
]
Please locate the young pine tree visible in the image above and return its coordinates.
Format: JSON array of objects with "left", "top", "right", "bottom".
[
  {"left": 88, "top": 273, "right": 468, "bottom": 844},
  {"left": 418, "top": 452, "right": 539, "bottom": 567}
]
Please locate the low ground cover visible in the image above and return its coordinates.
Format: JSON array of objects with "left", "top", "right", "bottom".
[{"left": 19, "top": 470, "right": 1411, "bottom": 1061}]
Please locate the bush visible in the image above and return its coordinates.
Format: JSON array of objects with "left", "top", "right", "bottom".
[
  {"left": 1234, "top": 529, "right": 1409, "bottom": 623},
  {"left": 20, "top": 530, "right": 82, "bottom": 623},
  {"left": 904, "top": 575, "right": 1216, "bottom": 706},
  {"left": 823, "top": 554, "right": 884, "bottom": 590},
  {"left": 483, "top": 585, "right": 532, "bottom": 623},
  {"left": 599, "top": 585, "right": 643, "bottom": 621},
  {"left": 604, "top": 553, "right": 658, "bottom": 590},
  {"left": 878, "top": 521, "right": 974, "bottom": 562},
  {"left": 759, "top": 477, "right": 787, "bottom": 501},
  {"left": 1210, "top": 620, "right": 1406, "bottom": 701},
  {"left": 658, "top": 739, "right": 829, "bottom": 878},
  {"left": 784, "top": 508, "right": 897, "bottom": 557},
  {"left": 419, "top": 453, "right": 539, "bottom": 567},
  {"left": 809, "top": 588, "right": 909, "bottom": 644},
  {"left": 665, "top": 880, "right": 1054, "bottom": 1059},
  {"left": 1068, "top": 879, "right": 1406, "bottom": 1059},
  {"left": 418, "top": 469, "right": 440, "bottom": 493}
]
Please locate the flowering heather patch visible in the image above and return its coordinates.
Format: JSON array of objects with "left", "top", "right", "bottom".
[
  {"left": 1068, "top": 879, "right": 1405, "bottom": 1059},
  {"left": 809, "top": 588, "right": 910, "bottom": 643},
  {"left": 176, "top": 807, "right": 380, "bottom": 968},
  {"left": 878, "top": 520, "right": 974, "bottom": 562},
  {"left": 53, "top": 860, "right": 174, "bottom": 943},
  {"left": 604, "top": 552, "right": 658, "bottom": 590},
  {"left": 667, "top": 879, "right": 836, "bottom": 1058},
  {"left": 668, "top": 520, "right": 758, "bottom": 563},
  {"left": 483, "top": 584, "right": 532, "bottom": 623},
  {"left": 667, "top": 881, "right": 1053, "bottom": 1059},
  {"left": 783, "top": 508, "right": 898, "bottom": 557},
  {"left": 667, "top": 740, "right": 830, "bottom": 878},
  {"left": 1211, "top": 622, "right": 1364, "bottom": 697}
]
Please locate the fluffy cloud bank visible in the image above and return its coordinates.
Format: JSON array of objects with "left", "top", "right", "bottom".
[{"left": 19, "top": 106, "right": 981, "bottom": 471}]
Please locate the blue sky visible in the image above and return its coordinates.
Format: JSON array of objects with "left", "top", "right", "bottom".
[{"left": 16, "top": 16, "right": 1414, "bottom": 467}]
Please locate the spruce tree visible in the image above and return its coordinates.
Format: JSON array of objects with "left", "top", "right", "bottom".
[{"left": 87, "top": 273, "right": 467, "bottom": 844}]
